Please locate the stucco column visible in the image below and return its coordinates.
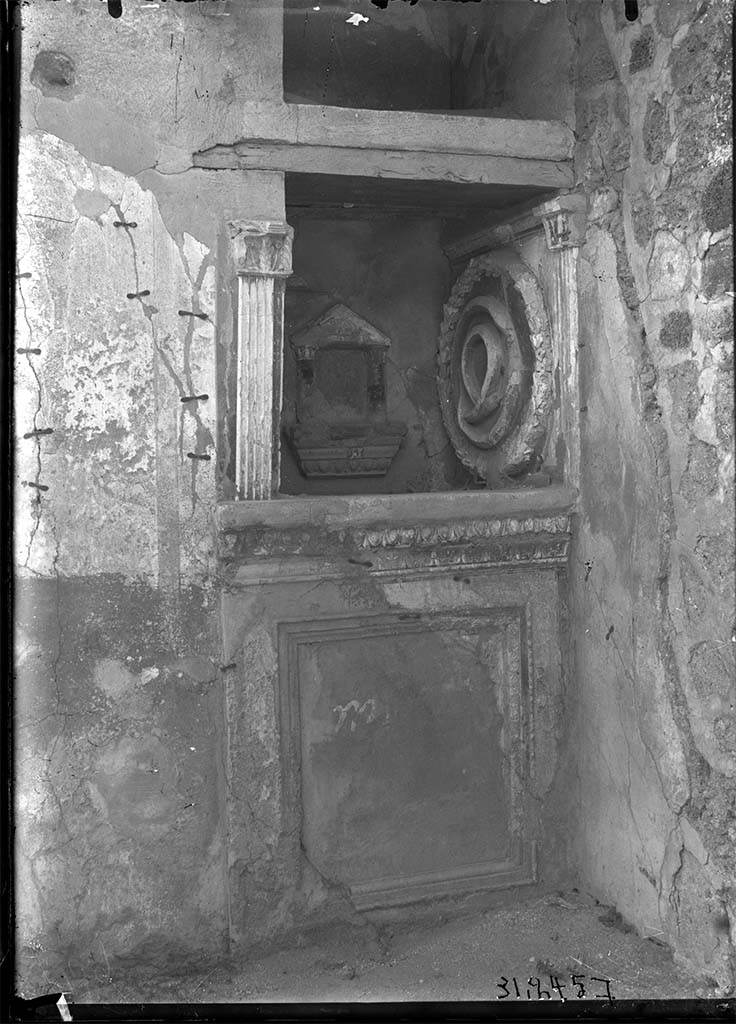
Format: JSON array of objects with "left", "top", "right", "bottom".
[
  {"left": 230, "top": 220, "right": 293, "bottom": 499},
  {"left": 533, "top": 194, "right": 587, "bottom": 491}
]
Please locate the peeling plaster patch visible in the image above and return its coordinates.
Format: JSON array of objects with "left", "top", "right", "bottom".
[
  {"left": 94, "top": 658, "right": 137, "bottom": 699},
  {"left": 181, "top": 232, "right": 207, "bottom": 283},
  {"left": 17, "top": 131, "right": 217, "bottom": 581},
  {"left": 73, "top": 189, "right": 112, "bottom": 223},
  {"left": 30, "top": 51, "right": 76, "bottom": 98},
  {"left": 90, "top": 735, "right": 179, "bottom": 832},
  {"left": 36, "top": 96, "right": 160, "bottom": 178},
  {"left": 168, "top": 656, "right": 217, "bottom": 683}
]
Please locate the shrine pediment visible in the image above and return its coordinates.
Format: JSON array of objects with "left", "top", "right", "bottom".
[
  {"left": 291, "top": 303, "right": 391, "bottom": 352},
  {"left": 286, "top": 302, "right": 404, "bottom": 478}
]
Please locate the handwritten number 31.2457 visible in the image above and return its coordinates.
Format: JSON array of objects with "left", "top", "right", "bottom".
[{"left": 496, "top": 975, "right": 614, "bottom": 1002}]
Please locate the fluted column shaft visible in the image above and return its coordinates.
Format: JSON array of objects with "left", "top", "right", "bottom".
[
  {"left": 534, "top": 194, "right": 586, "bottom": 492},
  {"left": 230, "top": 220, "right": 293, "bottom": 499}
]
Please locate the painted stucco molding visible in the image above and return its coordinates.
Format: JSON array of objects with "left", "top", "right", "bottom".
[
  {"left": 355, "top": 513, "right": 570, "bottom": 550},
  {"left": 230, "top": 220, "right": 294, "bottom": 500},
  {"left": 217, "top": 510, "right": 572, "bottom": 577}
]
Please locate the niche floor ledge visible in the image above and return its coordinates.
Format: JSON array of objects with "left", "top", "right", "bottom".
[{"left": 217, "top": 485, "right": 577, "bottom": 534}]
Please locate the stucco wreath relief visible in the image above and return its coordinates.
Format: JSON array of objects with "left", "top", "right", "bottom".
[{"left": 438, "top": 249, "right": 553, "bottom": 484}]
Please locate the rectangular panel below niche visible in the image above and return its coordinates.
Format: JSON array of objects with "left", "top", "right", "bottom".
[
  {"left": 349, "top": 840, "right": 538, "bottom": 910},
  {"left": 282, "top": 608, "right": 535, "bottom": 912}
]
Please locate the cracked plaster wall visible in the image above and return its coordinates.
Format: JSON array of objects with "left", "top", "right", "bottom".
[
  {"left": 569, "top": 0, "right": 734, "bottom": 993},
  {"left": 15, "top": 0, "right": 287, "bottom": 990}
]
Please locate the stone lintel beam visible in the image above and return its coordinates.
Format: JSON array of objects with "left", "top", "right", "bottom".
[
  {"left": 195, "top": 142, "right": 572, "bottom": 191},
  {"left": 293, "top": 105, "right": 574, "bottom": 162},
  {"left": 193, "top": 103, "right": 575, "bottom": 190},
  {"left": 216, "top": 103, "right": 574, "bottom": 161},
  {"left": 230, "top": 220, "right": 293, "bottom": 500}
]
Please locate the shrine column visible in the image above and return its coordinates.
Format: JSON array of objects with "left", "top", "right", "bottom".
[
  {"left": 533, "top": 194, "right": 587, "bottom": 492},
  {"left": 230, "top": 220, "right": 294, "bottom": 499}
]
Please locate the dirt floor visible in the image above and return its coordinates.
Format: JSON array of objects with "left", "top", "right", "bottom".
[{"left": 67, "top": 889, "right": 728, "bottom": 1005}]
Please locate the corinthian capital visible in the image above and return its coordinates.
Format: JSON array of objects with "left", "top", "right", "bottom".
[
  {"left": 533, "top": 194, "right": 587, "bottom": 251},
  {"left": 229, "top": 220, "right": 293, "bottom": 277}
]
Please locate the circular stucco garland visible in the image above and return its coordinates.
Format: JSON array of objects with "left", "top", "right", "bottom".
[{"left": 438, "top": 248, "right": 554, "bottom": 480}]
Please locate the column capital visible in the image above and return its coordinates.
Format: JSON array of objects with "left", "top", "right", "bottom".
[
  {"left": 230, "top": 220, "right": 294, "bottom": 277},
  {"left": 533, "top": 193, "right": 587, "bottom": 251}
]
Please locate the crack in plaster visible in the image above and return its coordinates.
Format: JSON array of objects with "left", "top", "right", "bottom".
[
  {"left": 111, "top": 199, "right": 215, "bottom": 543},
  {"left": 384, "top": 353, "right": 453, "bottom": 471},
  {"left": 573, "top": 547, "right": 671, "bottom": 830},
  {"left": 180, "top": 253, "right": 216, "bottom": 518},
  {"left": 17, "top": 263, "right": 46, "bottom": 568},
  {"left": 296, "top": 835, "right": 387, "bottom": 954},
  {"left": 111, "top": 200, "right": 187, "bottom": 585},
  {"left": 666, "top": 825, "right": 685, "bottom": 934}
]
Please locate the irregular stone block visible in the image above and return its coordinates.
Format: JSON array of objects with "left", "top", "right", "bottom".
[
  {"left": 695, "top": 530, "right": 736, "bottom": 598},
  {"left": 579, "top": 45, "right": 618, "bottom": 87},
  {"left": 680, "top": 438, "right": 719, "bottom": 502},
  {"left": 655, "top": 0, "right": 693, "bottom": 38},
  {"left": 679, "top": 554, "right": 711, "bottom": 626},
  {"left": 701, "top": 241, "right": 733, "bottom": 300},
  {"left": 631, "top": 191, "right": 654, "bottom": 248},
  {"left": 715, "top": 358, "right": 734, "bottom": 442},
  {"left": 663, "top": 361, "right": 699, "bottom": 435},
  {"left": 701, "top": 160, "right": 733, "bottom": 233},
  {"left": 629, "top": 28, "right": 655, "bottom": 74},
  {"left": 649, "top": 232, "right": 691, "bottom": 300},
  {"left": 643, "top": 98, "right": 670, "bottom": 165},
  {"left": 659, "top": 310, "right": 692, "bottom": 350}
]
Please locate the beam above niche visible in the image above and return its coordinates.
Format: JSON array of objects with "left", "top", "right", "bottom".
[
  {"left": 193, "top": 103, "right": 574, "bottom": 191},
  {"left": 195, "top": 142, "right": 572, "bottom": 192},
  {"left": 289, "top": 104, "right": 574, "bottom": 161}
]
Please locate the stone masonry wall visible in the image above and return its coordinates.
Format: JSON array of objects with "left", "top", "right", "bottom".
[{"left": 569, "top": 0, "right": 734, "bottom": 993}]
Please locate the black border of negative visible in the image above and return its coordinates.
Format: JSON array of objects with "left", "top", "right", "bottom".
[{"left": 1, "top": 1, "right": 734, "bottom": 1023}]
